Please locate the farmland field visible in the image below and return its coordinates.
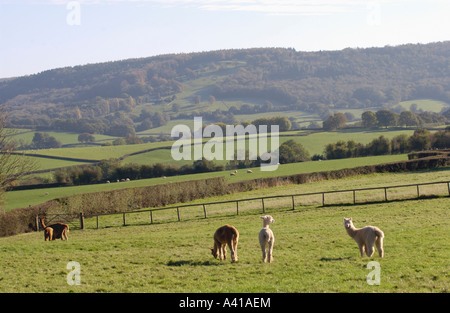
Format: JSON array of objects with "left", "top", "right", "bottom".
[
  {"left": 19, "top": 128, "right": 420, "bottom": 171},
  {"left": 3, "top": 154, "right": 408, "bottom": 211},
  {"left": 0, "top": 170, "right": 448, "bottom": 293}
]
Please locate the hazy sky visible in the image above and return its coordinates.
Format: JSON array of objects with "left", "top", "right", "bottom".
[{"left": 1, "top": 0, "right": 449, "bottom": 78}]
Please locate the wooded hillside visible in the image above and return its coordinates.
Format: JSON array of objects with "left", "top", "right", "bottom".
[{"left": 1, "top": 42, "right": 449, "bottom": 135}]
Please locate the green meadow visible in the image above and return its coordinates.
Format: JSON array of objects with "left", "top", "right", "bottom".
[
  {"left": 3, "top": 154, "right": 408, "bottom": 211},
  {"left": 0, "top": 170, "right": 448, "bottom": 293}
]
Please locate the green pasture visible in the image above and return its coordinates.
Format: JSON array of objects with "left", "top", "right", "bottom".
[
  {"left": 398, "top": 99, "right": 449, "bottom": 113},
  {"left": 0, "top": 170, "right": 448, "bottom": 293},
  {"left": 13, "top": 128, "right": 418, "bottom": 171},
  {"left": 2, "top": 154, "right": 408, "bottom": 211},
  {"left": 9, "top": 130, "right": 118, "bottom": 146}
]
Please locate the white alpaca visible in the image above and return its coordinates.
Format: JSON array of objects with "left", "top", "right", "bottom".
[
  {"left": 259, "top": 215, "right": 275, "bottom": 263},
  {"left": 344, "top": 217, "right": 385, "bottom": 258}
]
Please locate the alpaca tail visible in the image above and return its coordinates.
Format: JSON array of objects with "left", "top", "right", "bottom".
[
  {"left": 375, "top": 228, "right": 384, "bottom": 258},
  {"left": 375, "top": 228, "right": 384, "bottom": 238}
]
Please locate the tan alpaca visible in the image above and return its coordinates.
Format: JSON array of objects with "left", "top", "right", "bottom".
[
  {"left": 44, "top": 227, "right": 54, "bottom": 241},
  {"left": 344, "top": 217, "right": 384, "bottom": 257},
  {"left": 210, "top": 225, "right": 239, "bottom": 262},
  {"left": 259, "top": 215, "right": 275, "bottom": 263},
  {"left": 39, "top": 217, "right": 69, "bottom": 241}
]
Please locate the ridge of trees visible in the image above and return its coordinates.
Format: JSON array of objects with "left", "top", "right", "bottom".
[{"left": 1, "top": 42, "right": 450, "bottom": 136}]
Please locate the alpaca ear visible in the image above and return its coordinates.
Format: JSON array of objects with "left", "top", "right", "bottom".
[{"left": 260, "top": 216, "right": 264, "bottom": 219}]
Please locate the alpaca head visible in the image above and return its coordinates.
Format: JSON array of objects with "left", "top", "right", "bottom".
[
  {"left": 344, "top": 217, "right": 353, "bottom": 229},
  {"left": 260, "top": 215, "right": 275, "bottom": 227},
  {"left": 210, "top": 248, "right": 218, "bottom": 259}
]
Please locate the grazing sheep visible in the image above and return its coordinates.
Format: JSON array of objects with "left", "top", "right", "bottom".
[
  {"left": 259, "top": 215, "right": 275, "bottom": 263},
  {"left": 247, "top": 170, "right": 253, "bottom": 173},
  {"left": 344, "top": 217, "right": 384, "bottom": 257},
  {"left": 39, "top": 217, "right": 69, "bottom": 241},
  {"left": 230, "top": 172, "right": 235, "bottom": 176},
  {"left": 210, "top": 225, "right": 239, "bottom": 262}
]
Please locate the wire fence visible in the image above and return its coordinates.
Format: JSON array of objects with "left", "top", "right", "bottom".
[{"left": 41, "top": 180, "right": 450, "bottom": 230}]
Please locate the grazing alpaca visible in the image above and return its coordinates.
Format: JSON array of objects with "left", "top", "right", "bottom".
[
  {"left": 210, "top": 225, "right": 239, "bottom": 262},
  {"left": 39, "top": 217, "right": 69, "bottom": 241},
  {"left": 344, "top": 217, "right": 384, "bottom": 257},
  {"left": 259, "top": 215, "right": 275, "bottom": 263}
]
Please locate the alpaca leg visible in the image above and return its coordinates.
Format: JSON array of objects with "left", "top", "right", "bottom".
[
  {"left": 260, "top": 242, "right": 267, "bottom": 263},
  {"left": 366, "top": 244, "right": 374, "bottom": 257},
  {"left": 358, "top": 243, "right": 365, "bottom": 257},
  {"left": 233, "top": 238, "right": 238, "bottom": 262},
  {"left": 267, "top": 240, "right": 274, "bottom": 263},
  {"left": 376, "top": 236, "right": 384, "bottom": 258},
  {"left": 222, "top": 244, "right": 227, "bottom": 260},
  {"left": 228, "top": 240, "right": 237, "bottom": 262}
]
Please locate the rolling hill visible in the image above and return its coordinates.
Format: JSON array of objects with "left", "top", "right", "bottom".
[{"left": 1, "top": 42, "right": 449, "bottom": 136}]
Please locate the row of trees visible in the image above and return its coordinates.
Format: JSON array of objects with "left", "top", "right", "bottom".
[
  {"left": 323, "top": 109, "right": 448, "bottom": 131},
  {"left": 324, "top": 128, "right": 450, "bottom": 160},
  {"left": 53, "top": 158, "right": 225, "bottom": 186}
]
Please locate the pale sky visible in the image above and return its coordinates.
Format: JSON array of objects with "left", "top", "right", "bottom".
[{"left": 1, "top": 0, "right": 449, "bottom": 78}]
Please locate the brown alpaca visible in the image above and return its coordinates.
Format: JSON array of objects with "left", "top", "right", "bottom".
[
  {"left": 344, "top": 217, "right": 384, "bottom": 257},
  {"left": 39, "top": 217, "right": 69, "bottom": 241},
  {"left": 44, "top": 227, "right": 54, "bottom": 241},
  {"left": 210, "top": 225, "right": 239, "bottom": 262}
]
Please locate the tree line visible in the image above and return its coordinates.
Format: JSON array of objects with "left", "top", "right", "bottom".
[
  {"left": 323, "top": 109, "right": 448, "bottom": 131},
  {"left": 323, "top": 127, "right": 450, "bottom": 160}
]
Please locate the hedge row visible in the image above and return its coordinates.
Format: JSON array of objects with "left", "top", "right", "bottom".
[
  {"left": 228, "top": 155, "right": 450, "bottom": 192},
  {"left": 0, "top": 177, "right": 229, "bottom": 237},
  {"left": 1, "top": 155, "right": 449, "bottom": 237}
]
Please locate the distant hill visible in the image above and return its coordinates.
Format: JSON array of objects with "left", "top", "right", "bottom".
[{"left": 1, "top": 42, "right": 449, "bottom": 136}]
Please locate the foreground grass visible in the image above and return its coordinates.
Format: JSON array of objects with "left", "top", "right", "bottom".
[{"left": 0, "top": 172, "right": 448, "bottom": 293}]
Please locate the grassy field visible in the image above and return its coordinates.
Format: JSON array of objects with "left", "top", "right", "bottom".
[
  {"left": 0, "top": 170, "right": 448, "bottom": 293},
  {"left": 17, "top": 128, "right": 420, "bottom": 170},
  {"left": 2, "top": 154, "right": 408, "bottom": 211}
]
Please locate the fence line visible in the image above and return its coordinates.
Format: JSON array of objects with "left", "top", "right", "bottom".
[{"left": 41, "top": 180, "right": 450, "bottom": 230}]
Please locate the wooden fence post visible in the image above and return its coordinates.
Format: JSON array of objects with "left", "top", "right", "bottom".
[
  {"left": 384, "top": 188, "right": 388, "bottom": 201},
  {"left": 123, "top": 213, "right": 126, "bottom": 226},
  {"left": 291, "top": 195, "right": 295, "bottom": 210},
  {"left": 79, "top": 213, "right": 85, "bottom": 230},
  {"left": 416, "top": 184, "right": 420, "bottom": 199},
  {"left": 177, "top": 207, "right": 180, "bottom": 221},
  {"left": 262, "top": 198, "right": 265, "bottom": 213},
  {"left": 203, "top": 204, "right": 207, "bottom": 219},
  {"left": 36, "top": 216, "right": 40, "bottom": 232},
  {"left": 236, "top": 201, "right": 239, "bottom": 215}
]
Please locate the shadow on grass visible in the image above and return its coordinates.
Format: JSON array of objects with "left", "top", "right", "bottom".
[
  {"left": 167, "top": 260, "right": 222, "bottom": 267},
  {"left": 319, "top": 256, "right": 352, "bottom": 262}
]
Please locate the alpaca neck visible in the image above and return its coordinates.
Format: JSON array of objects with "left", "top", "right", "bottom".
[
  {"left": 263, "top": 223, "right": 271, "bottom": 229},
  {"left": 346, "top": 225, "right": 357, "bottom": 238},
  {"left": 40, "top": 219, "right": 47, "bottom": 229}
]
